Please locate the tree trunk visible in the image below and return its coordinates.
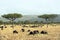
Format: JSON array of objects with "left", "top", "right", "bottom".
[
  {"left": 11, "top": 20, "right": 14, "bottom": 28},
  {"left": 46, "top": 19, "right": 48, "bottom": 27}
]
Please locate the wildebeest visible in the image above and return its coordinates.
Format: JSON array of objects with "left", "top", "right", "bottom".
[
  {"left": 28, "top": 30, "right": 39, "bottom": 35},
  {"left": 28, "top": 31, "right": 34, "bottom": 35},
  {"left": 21, "top": 29, "right": 25, "bottom": 32},
  {"left": 13, "top": 30, "right": 18, "bottom": 34},
  {"left": 5, "top": 26, "right": 7, "bottom": 28},
  {"left": 40, "top": 31, "right": 48, "bottom": 34},
  {"left": 33, "top": 30, "right": 39, "bottom": 34},
  {"left": 0, "top": 25, "right": 7, "bottom": 30},
  {"left": 0, "top": 26, "right": 4, "bottom": 30},
  {"left": 27, "top": 30, "right": 30, "bottom": 32}
]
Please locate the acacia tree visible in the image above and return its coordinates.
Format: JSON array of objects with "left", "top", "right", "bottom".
[
  {"left": 0, "top": 20, "right": 3, "bottom": 25},
  {"left": 38, "top": 14, "right": 57, "bottom": 27},
  {"left": 48, "top": 14, "right": 58, "bottom": 23},
  {"left": 2, "top": 13, "right": 22, "bottom": 27}
]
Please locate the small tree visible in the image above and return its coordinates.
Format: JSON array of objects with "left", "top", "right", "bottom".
[
  {"left": 2, "top": 13, "right": 22, "bottom": 27},
  {"left": 38, "top": 14, "right": 57, "bottom": 27},
  {"left": 0, "top": 20, "right": 3, "bottom": 25},
  {"left": 48, "top": 14, "right": 58, "bottom": 23}
]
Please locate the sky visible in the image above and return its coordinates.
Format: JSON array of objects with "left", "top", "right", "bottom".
[{"left": 0, "top": 0, "right": 60, "bottom": 15}]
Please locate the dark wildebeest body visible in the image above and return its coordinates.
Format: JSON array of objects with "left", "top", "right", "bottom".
[
  {"left": 28, "top": 30, "right": 39, "bottom": 35},
  {"left": 31, "top": 26, "right": 38, "bottom": 28},
  {"left": 5, "top": 26, "right": 7, "bottom": 28},
  {"left": 27, "top": 30, "right": 30, "bottom": 32},
  {"left": 29, "top": 31, "right": 34, "bottom": 35},
  {"left": 13, "top": 30, "right": 18, "bottom": 34},
  {"left": 0, "top": 25, "right": 7, "bottom": 30},
  {"left": 21, "top": 29, "right": 25, "bottom": 32},
  {"left": 40, "top": 31, "right": 48, "bottom": 34},
  {"left": 33, "top": 30, "right": 39, "bottom": 34},
  {"left": 0, "top": 26, "right": 4, "bottom": 30},
  {"left": 4, "top": 26, "right": 7, "bottom": 28}
]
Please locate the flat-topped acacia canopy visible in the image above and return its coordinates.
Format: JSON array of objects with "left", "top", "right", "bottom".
[
  {"left": 2, "top": 13, "right": 22, "bottom": 20},
  {"left": 38, "top": 14, "right": 58, "bottom": 19}
]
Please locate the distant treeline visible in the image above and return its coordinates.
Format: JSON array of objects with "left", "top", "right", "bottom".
[
  {"left": 0, "top": 13, "right": 59, "bottom": 25},
  {"left": 0, "top": 20, "right": 60, "bottom": 25}
]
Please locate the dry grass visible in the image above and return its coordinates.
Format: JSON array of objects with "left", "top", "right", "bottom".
[{"left": 0, "top": 24, "right": 60, "bottom": 40}]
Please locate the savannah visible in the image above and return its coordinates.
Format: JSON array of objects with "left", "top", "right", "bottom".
[{"left": 0, "top": 13, "right": 60, "bottom": 40}]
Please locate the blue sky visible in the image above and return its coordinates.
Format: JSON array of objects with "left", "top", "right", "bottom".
[{"left": 0, "top": 0, "right": 60, "bottom": 15}]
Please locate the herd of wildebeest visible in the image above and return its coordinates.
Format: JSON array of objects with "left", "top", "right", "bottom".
[{"left": 0, "top": 24, "right": 49, "bottom": 36}]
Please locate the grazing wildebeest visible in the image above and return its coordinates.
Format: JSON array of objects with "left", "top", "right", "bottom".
[
  {"left": 33, "top": 30, "right": 39, "bottom": 34},
  {"left": 31, "top": 25, "right": 38, "bottom": 28},
  {"left": 0, "top": 26, "right": 4, "bottom": 30},
  {"left": 40, "top": 31, "right": 48, "bottom": 34},
  {"left": 5, "top": 26, "right": 7, "bottom": 28},
  {"left": 21, "top": 29, "right": 25, "bottom": 32},
  {"left": 28, "top": 31, "right": 34, "bottom": 35},
  {"left": 28, "top": 30, "right": 39, "bottom": 35},
  {"left": 27, "top": 30, "right": 30, "bottom": 32},
  {"left": 0, "top": 25, "right": 7, "bottom": 30},
  {"left": 13, "top": 30, "right": 18, "bottom": 34}
]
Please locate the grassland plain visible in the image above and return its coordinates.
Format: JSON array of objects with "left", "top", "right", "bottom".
[{"left": 0, "top": 24, "right": 60, "bottom": 40}]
